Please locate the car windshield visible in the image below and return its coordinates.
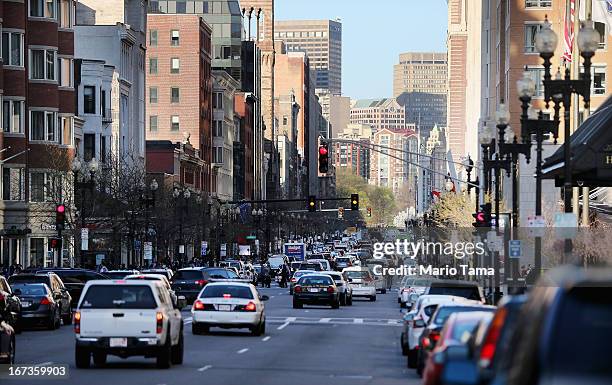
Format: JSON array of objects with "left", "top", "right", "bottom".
[
  {"left": 433, "top": 306, "right": 492, "bottom": 326},
  {"left": 205, "top": 269, "right": 228, "bottom": 279},
  {"left": 345, "top": 270, "right": 370, "bottom": 279},
  {"left": 299, "top": 276, "right": 333, "bottom": 286},
  {"left": 299, "top": 263, "right": 321, "bottom": 271},
  {"left": 80, "top": 285, "right": 157, "bottom": 309},
  {"left": 293, "top": 271, "right": 309, "bottom": 278},
  {"left": 337, "top": 258, "right": 350, "bottom": 263},
  {"left": 200, "top": 285, "right": 254, "bottom": 299},
  {"left": 549, "top": 287, "right": 612, "bottom": 376},
  {"left": 410, "top": 278, "right": 432, "bottom": 287},
  {"left": 12, "top": 284, "right": 47, "bottom": 296},
  {"left": 9, "top": 276, "right": 48, "bottom": 285},
  {"left": 450, "top": 319, "right": 482, "bottom": 342},
  {"left": 429, "top": 285, "right": 481, "bottom": 301},
  {"left": 173, "top": 271, "right": 203, "bottom": 280},
  {"left": 423, "top": 304, "right": 438, "bottom": 317},
  {"left": 268, "top": 257, "right": 284, "bottom": 267}
]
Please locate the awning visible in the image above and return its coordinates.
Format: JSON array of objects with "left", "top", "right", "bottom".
[{"left": 541, "top": 95, "right": 612, "bottom": 187}]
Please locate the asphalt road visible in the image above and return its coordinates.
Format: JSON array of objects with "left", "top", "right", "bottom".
[{"left": 7, "top": 285, "right": 421, "bottom": 385}]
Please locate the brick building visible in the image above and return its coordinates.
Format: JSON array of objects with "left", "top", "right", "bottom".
[
  {"left": 146, "top": 13, "right": 213, "bottom": 194},
  {"left": 1, "top": 0, "right": 77, "bottom": 268}
]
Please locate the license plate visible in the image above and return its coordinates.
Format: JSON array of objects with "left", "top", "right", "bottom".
[
  {"left": 21, "top": 301, "right": 31, "bottom": 307},
  {"left": 109, "top": 338, "right": 127, "bottom": 347},
  {"left": 218, "top": 304, "right": 231, "bottom": 311},
  {"left": 309, "top": 288, "right": 320, "bottom": 293}
]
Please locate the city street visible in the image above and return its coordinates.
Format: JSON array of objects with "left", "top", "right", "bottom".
[{"left": 7, "top": 285, "right": 420, "bottom": 385}]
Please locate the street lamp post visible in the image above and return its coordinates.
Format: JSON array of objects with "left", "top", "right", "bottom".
[
  {"left": 71, "top": 157, "right": 99, "bottom": 267},
  {"left": 464, "top": 156, "right": 479, "bottom": 212},
  {"left": 141, "top": 179, "right": 158, "bottom": 266},
  {"left": 173, "top": 187, "right": 191, "bottom": 266}
]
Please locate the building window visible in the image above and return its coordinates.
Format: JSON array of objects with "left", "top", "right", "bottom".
[
  {"left": 171, "top": 30, "right": 180, "bottom": 46},
  {"left": 526, "top": 67, "right": 545, "bottom": 97},
  {"left": 150, "top": 30, "right": 158, "bottom": 47},
  {"left": 171, "top": 87, "right": 180, "bottom": 103},
  {"left": 150, "top": 115, "right": 158, "bottom": 131},
  {"left": 1, "top": 31, "right": 24, "bottom": 67},
  {"left": 29, "top": 238, "right": 45, "bottom": 268},
  {"left": 84, "top": 133, "right": 95, "bottom": 161},
  {"left": 59, "top": 115, "right": 74, "bottom": 146},
  {"left": 149, "top": 57, "right": 158, "bottom": 74},
  {"left": 30, "top": 0, "right": 57, "bottom": 18},
  {"left": 59, "top": 0, "right": 74, "bottom": 28},
  {"left": 58, "top": 57, "right": 73, "bottom": 87},
  {"left": 524, "top": 24, "right": 542, "bottom": 53},
  {"left": 2, "top": 100, "right": 24, "bottom": 134},
  {"left": 149, "top": 87, "right": 158, "bottom": 103},
  {"left": 213, "top": 120, "right": 223, "bottom": 137},
  {"left": 213, "top": 146, "right": 223, "bottom": 163},
  {"left": 594, "top": 22, "right": 606, "bottom": 50},
  {"left": 171, "top": 115, "right": 180, "bottom": 131},
  {"left": 30, "top": 48, "right": 56, "bottom": 81},
  {"left": 171, "top": 58, "right": 180, "bottom": 74},
  {"left": 213, "top": 92, "right": 223, "bottom": 109},
  {"left": 2, "top": 167, "right": 24, "bottom": 201},
  {"left": 83, "top": 86, "right": 96, "bottom": 114},
  {"left": 29, "top": 171, "right": 46, "bottom": 202},
  {"left": 587, "top": 65, "right": 607, "bottom": 95},
  {"left": 525, "top": 0, "right": 552, "bottom": 8},
  {"left": 30, "top": 110, "right": 57, "bottom": 141}
]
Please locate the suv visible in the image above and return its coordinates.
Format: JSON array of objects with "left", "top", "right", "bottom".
[
  {"left": 8, "top": 273, "right": 72, "bottom": 325},
  {"left": 35, "top": 269, "right": 109, "bottom": 310},
  {"left": 74, "top": 280, "right": 186, "bottom": 369},
  {"left": 425, "top": 280, "right": 485, "bottom": 303},
  {"left": 0, "top": 276, "right": 21, "bottom": 333},
  {"left": 171, "top": 268, "right": 240, "bottom": 303}
]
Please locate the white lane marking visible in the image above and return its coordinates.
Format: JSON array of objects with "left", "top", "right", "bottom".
[
  {"left": 320, "top": 318, "right": 331, "bottom": 323},
  {"left": 354, "top": 318, "right": 363, "bottom": 324},
  {"left": 34, "top": 362, "right": 54, "bottom": 366},
  {"left": 197, "top": 365, "right": 212, "bottom": 372},
  {"left": 262, "top": 336, "right": 271, "bottom": 342},
  {"left": 185, "top": 317, "right": 193, "bottom": 322},
  {"left": 287, "top": 317, "right": 296, "bottom": 322},
  {"left": 277, "top": 322, "right": 290, "bottom": 330},
  {"left": 237, "top": 348, "right": 249, "bottom": 354},
  {"left": 304, "top": 310, "right": 310, "bottom": 313},
  {"left": 388, "top": 319, "right": 397, "bottom": 324},
  {"left": 269, "top": 296, "right": 275, "bottom": 299}
]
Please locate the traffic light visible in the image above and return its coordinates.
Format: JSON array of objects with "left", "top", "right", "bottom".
[
  {"left": 308, "top": 196, "right": 316, "bottom": 212},
  {"left": 473, "top": 203, "right": 492, "bottom": 227},
  {"left": 49, "top": 238, "right": 62, "bottom": 250},
  {"left": 318, "top": 142, "right": 329, "bottom": 175},
  {"left": 56, "top": 204, "right": 66, "bottom": 231},
  {"left": 350, "top": 194, "right": 359, "bottom": 211},
  {"left": 338, "top": 207, "right": 344, "bottom": 219},
  {"left": 367, "top": 207, "right": 372, "bottom": 217}
]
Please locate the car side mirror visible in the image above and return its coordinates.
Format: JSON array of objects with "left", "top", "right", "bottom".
[
  {"left": 414, "top": 319, "right": 425, "bottom": 328},
  {"left": 260, "top": 295, "right": 269, "bottom": 301},
  {"left": 176, "top": 295, "right": 186, "bottom": 309}
]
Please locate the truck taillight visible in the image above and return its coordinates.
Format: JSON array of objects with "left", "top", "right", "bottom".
[
  {"left": 74, "top": 311, "right": 81, "bottom": 334},
  {"left": 156, "top": 312, "right": 163, "bottom": 334}
]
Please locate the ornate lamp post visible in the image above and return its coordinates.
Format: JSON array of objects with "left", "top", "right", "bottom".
[
  {"left": 71, "top": 157, "right": 99, "bottom": 266},
  {"left": 141, "top": 179, "right": 158, "bottom": 266},
  {"left": 464, "top": 155, "right": 479, "bottom": 212},
  {"left": 173, "top": 187, "right": 191, "bottom": 265}
]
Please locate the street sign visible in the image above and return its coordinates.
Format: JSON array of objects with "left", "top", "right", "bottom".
[
  {"left": 81, "top": 228, "right": 89, "bottom": 251},
  {"left": 201, "top": 241, "right": 208, "bottom": 256},
  {"left": 144, "top": 242, "right": 153, "bottom": 260},
  {"left": 509, "top": 240, "right": 522, "bottom": 259},
  {"left": 95, "top": 254, "right": 105, "bottom": 266},
  {"left": 246, "top": 235, "right": 256, "bottom": 240},
  {"left": 178, "top": 245, "right": 185, "bottom": 254},
  {"left": 134, "top": 240, "right": 141, "bottom": 251},
  {"left": 239, "top": 245, "right": 251, "bottom": 256},
  {"left": 220, "top": 243, "right": 227, "bottom": 257}
]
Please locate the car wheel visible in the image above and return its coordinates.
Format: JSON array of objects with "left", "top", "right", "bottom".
[
  {"left": 192, "top": 322, "right": 202, "bottom": 335},
  {"left": 340, "top": 293, "right": 346, "bottom": 306},
  {"left": 156, "top": 334, "right": 172, "bottom": 369},
  {"left": 370, "top": 296, "right": 376, "bottom": 302},
  {"left": 292, "top": 299, "right": 302, "bottom": 309},
  {"left": 331, "top": 300, "right": 340, "bottom": 309},
  {"left": 381, "top": 288, "right": 387, "bottom": 294},
  {"left": 2, "top": 337, "right": 16, "bottom": 364},
  {"left": 347, "top": 295, "right": 353, "bottom": 306},
  {"left": 289, "top": 288, "right": 293, "bottom": 295},
  {"left": 260, "top": 321, "right": 266, "bottom": 335},
  {"left": 47, "top": 310, "right": 57, "bottom": 330},
  {"left": 401, "top": 334, "right": 408, "bottom": 356},
  {"left": 251, "top": 323, "right": 263, "bottom": 336},
  {"left": 397, "top": 297, "right": 401, "bottom": 303},
  {"left": 171, "top": 331, "right": 184, "bottom": 364},
  {"left": 63, "top": 307, "right": 73, "bottom": 325},
  {"left": 75, "top": 346, "right": 91, "bottom": 369},
  {"left": 14, "top": 316, "right": 22, "bottom": 334},
  {"left": 407, "top": 349, "right": 418, "bottom": 368},
  {"left": 93, "top": 352, "right": 107, "bottom": 367},
  {"left": 400, "top": 302, "right": 406, "bottom": 308}
]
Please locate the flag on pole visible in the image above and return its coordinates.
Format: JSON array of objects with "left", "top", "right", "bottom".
[{"left": 562, "top": 0, "right": 576, "bottom": 63}]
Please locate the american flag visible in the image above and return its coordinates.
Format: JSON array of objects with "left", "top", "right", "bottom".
[{"left": 562, "top": 0, "right": 576, "bottom": 63}]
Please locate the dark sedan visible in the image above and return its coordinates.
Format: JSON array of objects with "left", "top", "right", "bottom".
[
  {"left": 11, "top": 284, "right": 61, "bottom": 330},
  {"left": 9, "top": 273, "right": 72, "bottom": 325},
  {"left": 171, "top": 268, "right": 240, "bottom": 303},
  {"left": 292, "top": 274, "right": 340, "bottom": 309}
]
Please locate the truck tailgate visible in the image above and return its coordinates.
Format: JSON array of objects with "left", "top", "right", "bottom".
[{"left": 79, "top": 309, "right": 158, "bottom": 337}]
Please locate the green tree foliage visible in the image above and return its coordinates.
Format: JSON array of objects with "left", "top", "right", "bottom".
[{"left": 335, "top": 169, "right": 398, "bottom": 225}]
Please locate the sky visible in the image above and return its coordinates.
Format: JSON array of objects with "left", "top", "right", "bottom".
[{"left": 275, "top": 0, "right": 448, "bottom": 100}]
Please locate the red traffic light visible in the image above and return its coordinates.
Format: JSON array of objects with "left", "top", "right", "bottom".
[
  {"left": 56, "top": 204, "right": 66, "bottom": 213},
  {"left": 476, "top": 212, "right": 485, "bottom": 222},
  {"left": 319, "top": 146, "right": 328, "bottom": 156}
]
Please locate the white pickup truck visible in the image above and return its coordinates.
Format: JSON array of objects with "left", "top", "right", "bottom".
[{"left": 74, "top": 280, "right": 186, "bottom": 369}]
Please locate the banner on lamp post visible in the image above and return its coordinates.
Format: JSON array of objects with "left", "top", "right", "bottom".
[{"left": 81, "top": 228, "right": 89, "bottom": 251}]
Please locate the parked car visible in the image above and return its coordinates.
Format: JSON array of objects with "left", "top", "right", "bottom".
[
  {"left": 0, "top": 311, "right": 16, "bottom": 364},
  {"left": 11, "top": 283, "right": 62, "bottom": 329},
  {"left": 422, "top": 311, "right": 494, "bottom": 385},
  {"left": 74, "top": 279, "right": 186, "bottom": 369},
  {"left": 342, "top": 267, "right": 377, "bottom": 301},
  {"left": 417, "top": 303, "right": 495, "bottom": 375},
  {"left": 191, "top": 282, "right": 268, "bottom": 335},
  {"left": 292, "top": 274, "right": 340, "bottom": 309},
  {"left": 8, "top": 273, "right": 72, "bottom": 325},
  {"left": 321, "top": 271, "right": 353, "bottom": 306},
  {"left": 0, "top": 276, "right": 22, "bottom": 333},
  {"left": 34, "top": 268, "right": 109, "bottom": 310}
]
